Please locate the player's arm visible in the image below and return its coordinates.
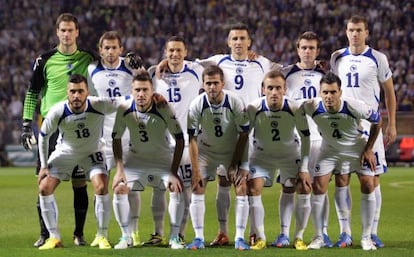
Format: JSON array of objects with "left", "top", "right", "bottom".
[
  {"left": 295, "top": 105, "right": 310, "bottom": 173},
  {"left": 169, "top": 134, "right": 184, "bottom": 193},
  {"left": 112, "top": 109, "right": 127, "bottom": 189},
  {"left": 188, "top": 134, "right": 203, "bottom": 191},
  {"left": 295, "top": 105, "right": 311, "bottom": 189},
  {"left": 21, "top": 56, "right": 46, "bottom": 150},
  {"left": 230, "top": 130, "right": 249, "bottom": 186},
  {"left": 361, "top": 111, "right": 383, "bottom": 171},
  {"left": 382, "top": 77, "right": 397, "bottom": 145},
  {"left": 37, "top": 113, "right": 56, "bottom": 184}
]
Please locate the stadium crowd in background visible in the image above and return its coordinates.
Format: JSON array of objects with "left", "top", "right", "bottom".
[{"left": 0, "top": 1, "right": 412, "bottom": 150}]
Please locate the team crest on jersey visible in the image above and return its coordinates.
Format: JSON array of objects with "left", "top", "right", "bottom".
[
  {"left": 250, "top": 168, "right": 256, "bottom": 174},
  {"left": 304, "top": 79, "right": 312, "bottom": 86},
  {"left": 350, "top": 64, "right": 358, "bottom": 73},
  {"left": 169, "top": 79, "right": 177, "bottom": 87},
  {"left": 77, "top": 123, "right": 86, "bottom": 129},
  {"left": 138, "top": 122, "right": 146, "bottom": 130},
  {"left": 108, "top": 79, "right": 116, "bottom": 87},
  {"left": 148, "top": 175, "right": 154, "bottom": 182},
  {"left": 270, "top": 120, "right": 279, "bottom": 128},
  {"left": 330, "top": 122, "right": 338, "bottom": 128},
  {"left": 67, "top": 63, "right": 73, "bottom": 71},
  {"left": 236, "top": 67, "right": 244, "bottom": 74},
  {"left": 213, "top": 117, "right": 221, "bottom": 125}
]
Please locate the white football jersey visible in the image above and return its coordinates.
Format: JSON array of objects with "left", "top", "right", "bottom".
[
  {"left": 149, "top": 61, "right": 203, "bottom": 145},
  {"left": 302, "top": 97, "right": 381, "bottom": 153},
  {"left": 330, "top": 46, "right": 392, "bottom": 111},
  {"left": 113, "top": 98, "right": 183, "bottom": 159},
  {"left": 199, "top": 54, "right": 278, "bottom": 105},
  {"left": 87, "top": 57, "right": 133, "bottom": 168},
  {"left": 187, "top": 89, "right": 249, "bottom": 155},
  {"left": 283, "top": 64, "right": 325, "bottom": 141},
  {"left": 39, "top": 97, "right": 120, "bottom": 167},
  {"left": 247, "top": 96, "right": 310, "bottom": 158}
]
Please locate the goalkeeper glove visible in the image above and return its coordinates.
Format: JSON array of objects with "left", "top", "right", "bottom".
[{"left": 21, "top": 120, "right": 37, "bottom": 150}]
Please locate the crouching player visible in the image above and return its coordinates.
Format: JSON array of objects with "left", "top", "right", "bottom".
[{"left": 111, "top": 70, "right": 185, "bottom": 249}]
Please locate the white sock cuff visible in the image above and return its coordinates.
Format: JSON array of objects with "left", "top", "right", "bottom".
[
  {"left": 114, "top": 193, "right": 128, "bottom": 201},
  {"left": 361, "top": 191, "right": 375, "bottom": 200}
]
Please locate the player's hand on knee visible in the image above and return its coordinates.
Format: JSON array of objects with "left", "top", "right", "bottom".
[
  {"left": 169, "top": 174, "right": 183, "bottom": 193},
  {"left": 234, "top": 169, "right": 248, "bottom": 187},
  {"left": 21, "top": 120, "right": 36, "bottom": 150}
]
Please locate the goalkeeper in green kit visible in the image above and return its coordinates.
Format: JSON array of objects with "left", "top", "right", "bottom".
[{"left": 21, "top": 13, "right": 96, "bottom": 248}]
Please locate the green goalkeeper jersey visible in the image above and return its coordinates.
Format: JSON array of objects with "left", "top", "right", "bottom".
[{"left": 23, "top": 48, "right": 95, "bottom": 120}]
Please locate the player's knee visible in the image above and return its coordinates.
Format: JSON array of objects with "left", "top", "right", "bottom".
[
  {"left": 113, "top": 184, "right": 129, "bottom": 194},
  {"left": 93, "top": 182, "right": 108, "bottom": 195}
]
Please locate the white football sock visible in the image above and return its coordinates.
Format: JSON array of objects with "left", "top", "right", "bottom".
[
  {"left": 294, "top": 193, "right": 311, "bottom": 239},
  {"left": 361, "top": 191, "right": 376, "bottom": 239},
  {"left": 152, "top": 188, "right": 166, "bottom": 236},
  {"left": 190, "top": 193, "right": 205, "bottom": 240},
  {"left": 128, "top": 190, "right": 141, "bottom": 234},
  {"left": 95, "top": 193, "right": 111, "bottom": 237},
  {"left": 249, "top": 195, "right": 265, "bottom": 240},
  {"left": 372, "top": 185, "right": 382, "bottom": 235},
  {"left": 168, "top": 191, "right": 185, "bottom": 238},
  {"left": 235, "top": 195, "right": 249, "bottom": 240},
  {"left": 322, "top": 192, "right": 330, "bottom": 235},
  {"left": 39, "top": 194, "right": 60, "bottom": 239},
  {"left": 311, "top": 193, "right": 325, "bottom": 238},
  {"left": 216, "top": 185, "right": 230, "bottom": 235},
  {"left": 335, "top": 186, "right": 352, "bottom": 235},
  {"left": 113, "top": 193, "right": 130, "bottom": 237},
  {"left": 279, "top": 191, "right": 294, "bottom": 235}
]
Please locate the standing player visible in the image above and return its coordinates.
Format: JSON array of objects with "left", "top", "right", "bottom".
[
  {"left": 197, "top": 23, "right": 281, "bottom": 246},
  {"left": 186, "top": 65, "right": 250, "bottom": 251},
  {"left": 330, "top": 15, "right": 396, "bottom": 248},
  {"left": 87, "top": 30, "right": 143, "bottom": 247},
  {"left": 279, "top": 31, "right": 333, "bottom": 248},
  {"left": 37, "top": 74, "right": 117, "bottom": 250},
  {"left": 246, "top": 70, "right": 311, "bottom": 250},
  {"left": 111, "top": 71, "right": 185, "bottom": 250},
  {"left": 303, "top": 72, "right": 382, "bottom": 251},
  {"left": 148, "top": 35, "right": 204, "bottom": 246},
  {"left": 21, "top": 13, "right": 96, "bottom": 247}
]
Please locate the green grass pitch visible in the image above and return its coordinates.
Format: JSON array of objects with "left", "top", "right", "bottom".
[{"left": 0, "top": 166, "right": 413, "bottom": 257}]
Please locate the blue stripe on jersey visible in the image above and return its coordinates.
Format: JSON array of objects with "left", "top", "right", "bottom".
[
  {"left": 58, "top": 99, "right": 104, "bottom": 126},
  {"left": 183, "top": 64, "right": 200, "bottom": 81},
  {"left": 334, "top": 48, "right": 379, "bottom": 69},
  {"left": 367, "top": 109, "right": 381, "bottom": 123},
  {"left": 338, "top": 101, "right": 357, "bottom": 119},
  {"left": 285, "top": 64, "right": 302, "bottom": 78},
  {"left": 362, "top": 48, "right": 379, "bottom": 68},
  {"left": 216, "top": 55, "right": 265, "bottom": 73},
  {"left": 256, "top": 98, "right": 293, "bottom": 116},
  {"left": 222, "top": 95, "right": 233, "bottom": 112},
  {"left": 216, "top": 55, "right": 232, "bottom": 66},
  {"left": 312, "top": 101, "right": 326, "bottom": 118},
  {"left": 85, "top": 99, "right": 105, "bottom": 115},
  {"left": 91, "top": 59, "right": 133, "bottom": 78},
  {"left": 333, "top": 48, "right": 350, "bottom": 64},
  {"left": 58, "top": 104, "right": 73, "bottom": 126},
  {"left": 124, "top": 101, "right": 168, "bottom": 124},
  {"left": 281, "top": 99, "right": 294, "bottom": 116},
  {"left": 200, "top": 94, "right": 233, "bottom": 114}
]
